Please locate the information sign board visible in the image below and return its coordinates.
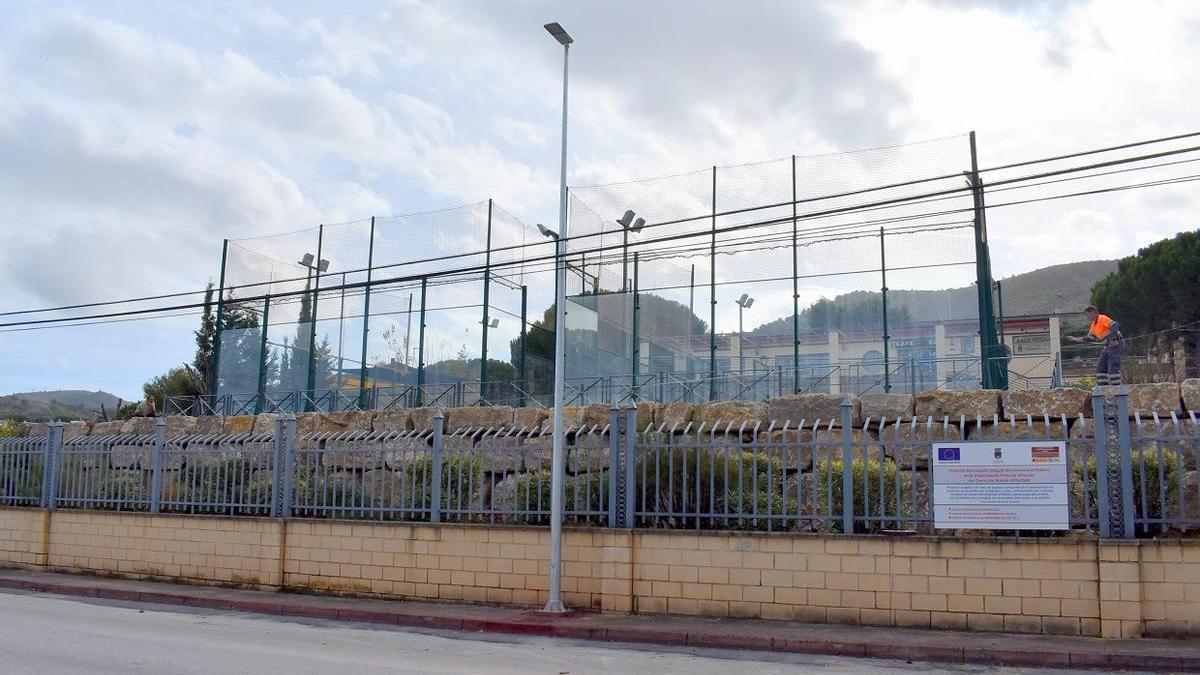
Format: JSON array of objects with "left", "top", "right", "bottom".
[{"left": 931, "top": 441, "right": 1069, "bottom": 530}]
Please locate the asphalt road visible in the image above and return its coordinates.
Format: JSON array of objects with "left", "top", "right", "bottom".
[{"left": 0, "top": 590, "right": 1130, "bottom": 674}]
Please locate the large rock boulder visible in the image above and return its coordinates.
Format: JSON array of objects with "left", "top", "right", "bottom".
[
  {"left": 223, "top": 415, "right": 258, "bottom": 435},
  {"left": 409, "top": 406, "right": 449, "bottom": 431},
  {"left": 878, "top": 422, "right": 962, "bottom": 470},
  {"left": 1002, "top": 389, "right": 1090, "bottom": 419},
  {"left": 372, "top": 409, "right": 412, "bottom": 434},
  {"left": 513, "top": 407, "right": 549, "bottom": 430},
  {"left": 119, "top": 417, "right": 158, "bottom": 436},
  {"left": 694, "top": 401, "right": 767, "bottom": 431},
  {"left": 1182, "top": 379, "right": 1200, "bottom": 414},
  {"left": 249, "top": 413, "right": 282, "bottom": 436},
  {"left": 561, "top": 406, "right": 587, "bottom": 429},
  {"left": 568, "top": 431, "right": 614, "bottom": 473},
  {"left": 757, "top": 427, "right": 871, "bottom": 472},
  {"left": 191, "top": 416, "right": 225, "bottom": 436},
  {"left": 448, "top": 406, "right": 513, "bottom": 432},
  {"left": 859, "top": 394, "right": 914, "bottom": 423},
  {"left": 581, "top": 403, "right": 614, "bottom": 429},
  {"left": 767, "top": 394, "right": 859, "bottom": 427},
  {"left": 1127, "top": 383, "right": 1182, "bottom": 417},
  {"left": 19, "top": 422, "right": 47, "bottom": 437},
  {"left": 164, "top": 416, "right": 198, "bottom": 438},
  {"left": 635, "top": 402, "right": 658, "bottom": 432},
  {"left": 62, "top": 421, "right": 91, "bottom": 441},
  {"left": 295, "top": 411, "right": 375, "bottom": 436},
  {"left": 91, "top": 420, "right": 125, "bottom": 437},
  {"left": 913, "top": 390, "right": 1001, "bottom": 420},
  {"left": 656, "top": 402, "right": 694, "bottom": 431}
]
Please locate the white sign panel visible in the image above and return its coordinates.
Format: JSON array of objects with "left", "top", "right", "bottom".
[{"left": 931, "top": 441, "right": 1069, "bottom": 530}]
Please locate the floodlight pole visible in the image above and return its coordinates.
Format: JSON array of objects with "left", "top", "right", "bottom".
[{"left": 545, "top": 21, "right": 572, "bottom": 615}]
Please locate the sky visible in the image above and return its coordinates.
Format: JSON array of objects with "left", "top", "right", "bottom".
[{"left": 0, "top": 0, "right": 1198, "bottom": 399}]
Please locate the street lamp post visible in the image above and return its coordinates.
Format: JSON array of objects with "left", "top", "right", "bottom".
[
  {"left": 543, "top": 20, "right": 572, "bottom": 615},
  {"left": 736, "top": 293, "right": 754, "bottom": 373},
  {"left": 298, "top": 253, "right": 329, "bottom": 411}
]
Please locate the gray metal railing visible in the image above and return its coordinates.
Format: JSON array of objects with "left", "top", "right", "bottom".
[{"left": 6, "top": 387, "right": 1199, "bottom": 537}]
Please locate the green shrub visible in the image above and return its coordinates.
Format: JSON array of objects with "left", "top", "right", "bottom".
[
  {"left": 635, "top": 448, "right": 795, "bottom": 530},
  {"left": 1072, "top": 449, "right": 1184, "bottom": 535},
  {"left": 176, "top": 456, "right": 271, "bottom": 513},
  {"left": 813, "top": 457, "right": 911, "bottom": 533},
  {"left": 97, "top": 470, "right": 146, "bottom": 507},
  {"left": 0, "top": 455, "right": 43, "bottom": 503},
  {"left": 505, "top": 469, "right": 609, "bottom": 523},
  {"left": 402, "top": 452, "right": 483, "bottom": 517}
]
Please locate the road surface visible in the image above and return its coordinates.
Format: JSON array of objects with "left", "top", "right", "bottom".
[{"left": 0, "top": 590, "right": 1127, "bottom": 674}]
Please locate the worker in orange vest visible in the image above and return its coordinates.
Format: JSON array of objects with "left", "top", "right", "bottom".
[{"left": 1066, "top": 305, "right": 1124, "bottom": 386}]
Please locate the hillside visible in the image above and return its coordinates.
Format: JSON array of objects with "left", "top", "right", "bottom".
[
  {"left": 751, "top": 259, "right": 1118, "bottom": 334},
  {"left": 0, "top": 390, "right": 122, "bottom": 422}
]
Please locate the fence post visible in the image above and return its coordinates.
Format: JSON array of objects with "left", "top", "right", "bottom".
[
  {"left": 608, "top": 405, "right": 620, "bottom": 527},
  {"left": 149, "top": 417, "right": 166, "bottom": 514},
  {"left": 1091, "top": 388, "right": 1112, "bottom": 538},
  {"left": 431, "top": 411, "right": 444, "bottom": 524},
  {"left": 271, "top": 416, "right": 286, "bottom": 518},
  {"left": 279, "top": 416, "right": 297, "bottom": 519},
  {"left": 41, "top": 423, "right": 64, "bottom": 510},
  {"left": 1114, "top": 386, "right": 1135, "bottom": 539},
  {"left": 624, "top": 407, "right": 638, "bottom": 529},
  {"left": 840, "top": 395, "right": 854, "bottom": 533}
]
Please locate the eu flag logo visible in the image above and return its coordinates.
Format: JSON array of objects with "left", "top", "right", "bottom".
[{"left": 938, "top": 447, "right": 960, "bottom": 462}]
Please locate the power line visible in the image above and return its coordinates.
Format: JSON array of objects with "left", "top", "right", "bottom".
[
  {"left": 4, "top": 141, "right": 1200, "bottom": 330},
  {"left": 6, "top": 130, "right": 1197, "bottom": 320}
]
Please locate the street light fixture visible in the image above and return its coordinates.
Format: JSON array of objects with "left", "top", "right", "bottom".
[
  {"left": 544, "top": 19, "right": 573, "bottom": 615},
  {"left": 537, "top": 223, "right": 559, "bottom": 239},
  {"left": 616, "top": 210, "right": 645, "bottom": 291},
  {"left": 482, "top": 318, "right": 499, "bottom": 329},
  {"left": 736, "top": 293, "right": 755, "bottom": 373}
]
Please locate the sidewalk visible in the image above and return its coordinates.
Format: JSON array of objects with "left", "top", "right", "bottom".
[{"left": 0, "top": 569, "right": 1197, "bottom": 672}]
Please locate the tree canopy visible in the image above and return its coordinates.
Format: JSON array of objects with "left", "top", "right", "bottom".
[{"left": 1091, "top": 230, "right": 1200, "bottom": 365}]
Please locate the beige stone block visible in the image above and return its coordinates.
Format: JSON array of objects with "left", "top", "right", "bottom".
[
  {"left": 1001, "top": 388, "right": 1090, "bottom": 419},
  {"left": 512, "top": 407, "right": 549, "bottom": 430},
  {"left": 767, "top": 394, "right": 859, "bottom": 427},
  {"left": 693, "top": 401, "right": 767, "bottom": 430},
  {"left": 372, "top": 410, "right": 412, "bottom": 433},
  {"left": 859, "top": 394, "right": 915, "bottom": 423},
  {"left": 656, "top": 402, "right": 694, "bottom": 430},
  {"left": 1127, "top": 383, "right": 1182, "bottom": 416},
  {"left": 913, "top": 389, "right": 1001, "bottom": 420},
  {"left": 1182, "top": 378, "right": 1200, "bottom": 413},
  {"left": 967, "top": 612, "right": 1004, "bottom": 632}
]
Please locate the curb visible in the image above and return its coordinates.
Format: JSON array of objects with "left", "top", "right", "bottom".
[{"left": 1, "top": 576, "right": 1197, "bottom": 672}]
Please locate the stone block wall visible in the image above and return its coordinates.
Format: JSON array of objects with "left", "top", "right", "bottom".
[{"left": 4, "top": 508, "right": 1200, "bottom": 638}]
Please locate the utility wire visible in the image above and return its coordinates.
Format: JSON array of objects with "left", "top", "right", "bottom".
[{"left": 5, "top": 131, "right": 1198, "bottom": 319}]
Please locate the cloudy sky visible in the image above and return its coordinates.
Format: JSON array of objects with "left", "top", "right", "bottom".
[{"left": 1, "top": 0, "right": 1198, "bottom": 399}]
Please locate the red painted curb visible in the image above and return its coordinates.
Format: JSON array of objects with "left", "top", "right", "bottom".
[{"left": 5, "top": 577, "right": 1200, "bottom": 672}]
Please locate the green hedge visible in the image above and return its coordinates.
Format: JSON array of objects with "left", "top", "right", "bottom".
[{"left": 814, "top": 457, "right": 911, "bottom": 533}]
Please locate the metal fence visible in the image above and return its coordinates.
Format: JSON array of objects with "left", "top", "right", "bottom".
[
  {"left": 167, "top": 354, "right": 1062, "bottom": 416},
  {"left": 5, "top": 389, "right": 1197, "bottom": 538}
]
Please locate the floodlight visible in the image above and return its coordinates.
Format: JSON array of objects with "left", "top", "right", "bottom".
[
  {"left": 616, "top": 210, "right": 635, "bottom": 229},
  {"left": 737, "top": 293, "right": 755, "bottom": 308},
  {"left": 482, "top": 318, "right": 499, "bottom": 328},
  {"left": 318, "top": 259, "right": 330, "bottom": 273},
  {"left": 630, "top": 217, "right": 645, "bottom": 233},
  {"left": 544, "top": 22, "right": 573, "bottom": 46},
  {"left": 299, "top": 253, "right": 315, "bottom": 267},
  {"left": 537, "top": 223, "right": 559, "bottom": 239}
]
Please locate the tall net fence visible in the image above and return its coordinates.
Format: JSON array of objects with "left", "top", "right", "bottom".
[
  {"left": 561, "top": 135, "right": 1017, "bottom": 405},
  {"left": 204, "top": 135, "right": 1028, "bottom": 415}
]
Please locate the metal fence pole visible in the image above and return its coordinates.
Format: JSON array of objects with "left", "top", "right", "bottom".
[
  {"left": 149, "top": 418, "right": 166, "bottom": 514},
  {"left": 840, "top": 395, "right": 854, "bottom": 533},
  {"left": 480, "top": 200, "right": 494, "bottom": 392},
  {"left": 271, "top": 416, "right": 286, "bottom": 517},
  {"left": 431, "top": 411, "right": 444, "bottom": 524},
  {"left": 305, "top": 224, "right": 325, "bottom": 411},
  {"left": 791, "top": 154, "right": 800, "bottom": 394},
  {"left": 631, "top": 252, "right": 640, "bottom": 401},
  {"left": 417, "top": 277, "right": 428, "bottom": 407},
  {"left": 1115, "top": 386, "right": 1135, "bottom": 538},
  {"left": 880, "top": 227, "right": 891, "bottom": 393},
  {"left": 624, "top": 406, "right": 638, "bottom": 529},
  {"left": 280, "top": 416, "right": 296, "bottom": 519},
  {"left": 608, "top": 405, "right": 620, "bottom": 526},
  {"left": 359, "top": 216, "right": 376, "bottom": 409},
  {"left": 519, "top": 285, "right": 528, "bottom": 408},
  {"left": 255, "top": 295, "right": 272, "bottom": 414},
  {"left": 210, "top": 239, "right": 229, "bottom": 406},
  {"left": 1091, "top": 389, "right": 1112, "bottom": 538},
  {"left": 709, "top": 165, "right": 718, "bottom": 401},
  {"left": 41, "top": 423, "right": 64, "bottom": 510}
]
